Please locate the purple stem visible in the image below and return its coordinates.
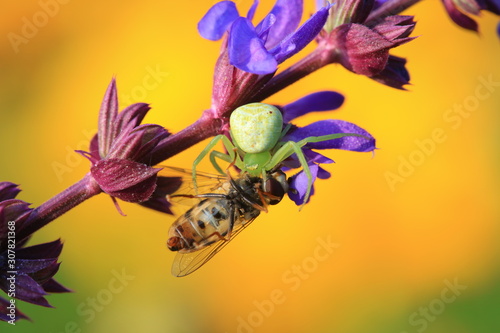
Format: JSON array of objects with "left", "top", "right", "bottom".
[
  {"left": 17, "top": 111, "right": 221, "bottom": 237},
  {"left": 150, "top": 110, "right": 223, "bottom": 165},
  {"left": 18, "top": 173, "right": 101, "bottom": 241},
  {"left": 252, "top": 47, "right": 334, "bottom": 102}
]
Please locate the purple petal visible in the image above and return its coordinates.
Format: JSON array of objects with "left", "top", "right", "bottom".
[
  {"left": 317, "top": 166, "right": 331, "bottom": 179},
  {"left": 246, "top": 0, "right": 259, "bottom": 21},
  {"left": 331, "top": 0, "right": 375, "bottom": 24},
  {"left": 282, "top": 91, "right": 345, "bottom": 122},
  {"left": 255, "top": 13, "right": 276, "bottom": 42},
  {"left": 485, "top": 0, "right": 500, "bottom": 14},
  {"left": 305, "top": 149, "right": 335, "bottom": 164},
  {"left": 98, "top": 79, "right": 118, "bottom": 157},
  {"left": 0, "top": 200, "right": 32, "bottom": 247},
  {"left": 498, "top": 21, "right": 500, "bottom": 37},
  {"left": 108, "top": 176, "right": 158, "bottom": 203},
  {"left": 88, "top": 134, "right": 100, "bottom": 161},
  {"left": 114, "top": 103, "right": 151, "bottom": 135},
  {"left": 371, "top": 16, "right": 416, "bottom": 41},
  {"left": 91, "top": 159, "right": 160, "bottom": 202},
  {"left": 369, "top": 55, "right": 410, "bottom": 90},
  {"left": 284, "top": 119, "right": 376, "bottom": 152},
  {"left": 334, "top": 23, "right": 393, "bottom": 76},
  {"left": 455, "top": 0, "right": 481, "bottom": 14},
  {"left": 198, "top": 1, "right": 240, "bottom": 41},
  {"left": 228, "top": 17, "right": 277, "bottom": 74},
  {"left": 28, "top": 262, "right": 61, "bottom": 286},
  {"left": 7, "top": 274, "right": 51, "bottom": 307},
  {"left": 108, "top": 124, "right": 169, "bottom": 161},
  {"left": 139, "top": 176, "right": 183, "bottom": 214},
  {"left": 139, "top": 197, "right": 173, "bottom": 214},
  {"left": 282, "top": 149, "right": 334, "bottom": 170},
  {"left": 15, "top": 259, "right": 57, "bottom": 274},
  {"left": 42, "top": 278, "right": 72, "bottom": 293},
  {"left": 16, "top": 240, "right": 63, "bottom": 260},
  {"left": 0, "top": 297, "right": 30, "bottom": 322},
  {"left": 0, "top": 182, "right": 21, "bottom": 201},
  {"left": 271, "top": 5, "right": 330, "bottom": 63},
  {"left": 442, "top": 0, "right": 479, "bottom": 31},
  {"left": 129, "top": 125, "right": 170, "bottom": 162},
  {"left": 315, "top": 0, "right": 326, "bottom": 11},
  {"left": 260, "top": 0, "right": 303, "bottom": 49},
  {"left": 288, "top": 164, "right": 318, "bottom": 205}
]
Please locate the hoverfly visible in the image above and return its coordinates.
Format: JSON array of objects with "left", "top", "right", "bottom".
[
  {"left": 165, "top": 167, "right": 288, "bottom": 277},
  {"left": 164, "top": 103, "right": 363, "bottom": 277}
]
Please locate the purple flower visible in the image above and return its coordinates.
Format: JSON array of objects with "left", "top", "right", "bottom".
[
  {"left": 77, "top": 79, "right": 178, "bottom": 213},
  {"left": 441, "top": 0, "right": 500, "bottom": 33},
  {"left": 316, "top": 0, "right": 416, "bottom": 89},
  {"left": 278, "top": 92, "right": 376, "bottom": 205},
  {"left": 0, "top": 183, "right": 70, "bottom": 323},
  {"left": 199, "top": 0, "right": 331, "bottom": 74}
]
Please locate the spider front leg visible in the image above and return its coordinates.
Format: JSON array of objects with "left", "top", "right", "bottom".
[
  {"left": 191, "top": 134, "right": 241, "bottom": 192},
  {"left": 268, "top": 141, "right": 314, "bottom": 210},
  {"left": 267, "top": 133, "right": 364, "bottom": 208}
]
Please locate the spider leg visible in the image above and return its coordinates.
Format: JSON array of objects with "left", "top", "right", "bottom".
[
  {"left": 192, "top": 135, "right": 239, "bottom": 193},
  {"left": 209, "top": 150, "right": 234, "bottom": 175},
  {"left": 266, "top": 141, "right": 313, "bottom": 210}
]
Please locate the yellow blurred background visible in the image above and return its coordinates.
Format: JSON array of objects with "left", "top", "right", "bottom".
[{"left": 1, "top": 1, "right": 499, "bottom": 332}]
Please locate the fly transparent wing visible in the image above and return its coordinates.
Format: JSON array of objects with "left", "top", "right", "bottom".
[
  {"left": 158, "top": 166, "right": 229, "bottom": 207},
  {"left": 158, "top": 166, "right": 228, "bottom": 196},
  {"left": 171, "top": 216, "right": 256, "bottom": 277}
]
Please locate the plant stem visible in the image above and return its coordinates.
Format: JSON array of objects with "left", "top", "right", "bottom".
[
  {"left": 150, "top": 110, "right": 223, "bottom": 165},
  {"left": 252, "top": 47, "right": 333, "bottom": 102},
  {"left": 18, "top": 173, "right": 101, "bottom": 241}
]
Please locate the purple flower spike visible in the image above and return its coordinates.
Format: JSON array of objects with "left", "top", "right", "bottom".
[
  {"left": 315, "top": 1, "right": 416, "bottom": 89},
  {"left": 332, "top": 17, "right": 415, "bottom": 77},
  {"left": 285, "top": 120, "right": 376, "bottom": 152},
  {"left": 1, "top": 190, "right": 70, "bottom": 322},
  {"left": 440, "top": 0, "right": 500, "bottom": 34},
  {"left": 282, "top": 91, "right": 345, "bottom": 123},
  {"left": 78, "top": 79, "right": 173, "bottom": 209}
]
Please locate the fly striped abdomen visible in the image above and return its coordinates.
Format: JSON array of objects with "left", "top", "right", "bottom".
[{"left": 167, "top": 198, "right": 232, "bottom": 253}]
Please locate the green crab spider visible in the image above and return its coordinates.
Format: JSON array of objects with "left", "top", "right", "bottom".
[{"left": 192, "top": 103, "right": 362, "bottom": 207}]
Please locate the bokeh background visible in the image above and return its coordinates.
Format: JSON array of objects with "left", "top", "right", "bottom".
[{"left": 1, "top": 1, "right": 499, "bottom": 332}]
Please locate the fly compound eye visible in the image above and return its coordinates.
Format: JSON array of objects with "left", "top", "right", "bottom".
[
  {"left": 264, "top": 177, "right": 286, "bottom": 205},
  {"left": 167, "top": 236, "right": 184, "bottom": 251},
  {"left": 230, "top": 103, "right": 283, "bottom": 154}
]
